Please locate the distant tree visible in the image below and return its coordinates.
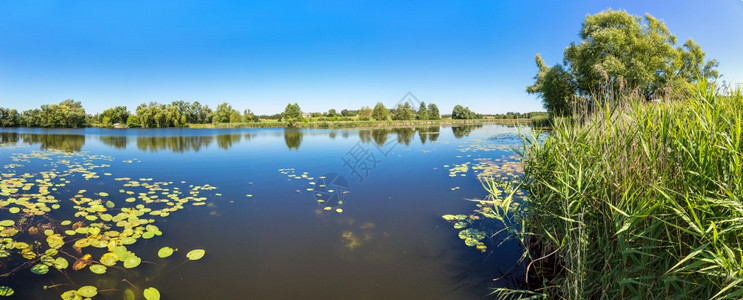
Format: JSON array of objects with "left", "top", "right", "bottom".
[
  {"left": 358, "top": 106, "right": 373, "bottom": 121},
  {"left": 282, "top": 103, "right": 302, "bottom": 126},
  {"left": 371, "top": 103, "right": 389, "bottom": 121},
  {"left": 126, "top": 115, "right": 141, "bottom": 128},
  {"left": 100, "top": 106, "right": 130, "bottom": 125},
  {"left": 416, "top": 102, "right": 428, "bottom": 120},
  {"left": 392, "top": 102, "right": 415, "bottom": 120},
  {"left": 341, "top": 109, "right": 357, "bottom": 117},
  {"left": 0, "top": 108, "right": 20, "bottom": 127},
  {"left": 452, "top": 105, "right": 478, "bottom": 120},
  {"left": 213, "top": 103, "right": 234, "bottom": 123},
  {"left": 327, "top": 109, "right": 338, "bottom": 117},
  {"left": 427, "top": 103, "right": 440, "bottom": 120},
  {"left": 243, "top": 109, "right": 259, "bottom": 122}
]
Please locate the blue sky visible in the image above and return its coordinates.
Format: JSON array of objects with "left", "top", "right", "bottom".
[{"left": 1, "top": 0, "right": 741, "bottom": 115}]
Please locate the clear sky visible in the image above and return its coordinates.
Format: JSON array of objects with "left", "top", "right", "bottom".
[{"left": 1, "top": 0, "right": 741, "bottom": 115}]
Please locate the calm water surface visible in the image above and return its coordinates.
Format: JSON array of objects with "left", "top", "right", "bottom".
[{"left": 0, "top": 125, "right": 525, "bottom": 299}]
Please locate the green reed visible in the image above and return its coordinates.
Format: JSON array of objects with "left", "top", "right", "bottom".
[{"left": 489, "top": 81, "right": 743, "bottom": 299}]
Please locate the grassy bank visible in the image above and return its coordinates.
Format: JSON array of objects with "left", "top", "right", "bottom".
[
  {"left": 188, "top": 118, "right": 530, "bottom": 129},
  {"left": 486, "top": 82, "right": 743, "bottom": 298}
]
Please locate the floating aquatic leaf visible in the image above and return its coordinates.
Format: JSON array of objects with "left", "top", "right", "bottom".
[
  {"left": 123, "top": 255, "right": 141, "bottom": 268},
  {"left": 60, "top": 290, "right": 77, "bottom": 300},
  {"left": 453, "top": 222, "right": 468, "bottom": 229},
  {"left": 0, "top": 220, "right": 14, "bottom": 227},
  {"left": 99, "top": 192, "right": 109, "bottom": 197},
  {"left": 158, "top": 247, "right": 174, "bottom": 258},
  {"left": 54, "top": 257, "right": 69, "bottom": 269},
  {"left": 89, "top": 264, "right": 107, "bottom": 274},
  {"left": 72, "top": 254, "right": 92, "bottom": 270},
  {"left": 186, "top": 249, "right": 205, "bottom": 261},
  {"left": 100, "top": 252, "right": 118, "bottom": 266},
  {"left": 77, "top": 285, "right": 97, "bottom": 297},
  {"left": 8, "top": 207, "right": 19, "bottom": 214},
  {"left": 105, "top": 200, "right": 115, "bottom": 208},
  {"left": 30, "top": 264, "right": 49, "bottom": 275},
  {"left": 143, "top": 287, "right": 161, "bottom": 300},
  {"left": 0, "top": 286, "right": 13, "bottom": 296}
]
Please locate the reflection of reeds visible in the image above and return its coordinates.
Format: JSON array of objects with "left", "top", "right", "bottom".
[{"left": 492, "top": 81, "right": 743, "bottom": 298}]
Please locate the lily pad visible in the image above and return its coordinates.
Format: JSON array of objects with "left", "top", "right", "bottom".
[
  {"left": 77, "top": 285, "right": 97, "bottom": 297},
  {"left": 54, "top": 257, "right": 69, "bottom": 269},
  {"left": 0, "top": 286, "right": 14, "bottom": 296},
  {"left": 30, "top": 264, "right": 49, "bottom": 275},
  {"left": 0, "top": 220, "right": 14, "bottom": 227},
  {"left": 89, "top": 264, "right": 107, "bottom": 274},
  {"left": 453, "top": 222, "right": 468, "bottom": 229},
  {"left": 157, "top": 247, "right": 174, "bottom": 258},
  {"left": 143, "top": 287, "right": 161, "bottom": 300},
  {"left": 100, "top": 252, "right": 118, "bottom": 266},
  {"left": 186, "top": 249, "right": 205, "bottom": 261},
  {"left": 123, "top": 255, "right": 142, "bottom": 268}
]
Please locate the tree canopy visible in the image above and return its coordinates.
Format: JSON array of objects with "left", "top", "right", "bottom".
[{"left": 528, "top": 9, "right": 719, "bottom": 115}]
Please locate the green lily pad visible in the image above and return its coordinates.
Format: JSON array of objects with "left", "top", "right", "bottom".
[
  {"left": 0, "top": 286, "right": 13, "bottom": 296},
  {"left": 186, "top": 249, "right": 205, "bottom": 261},
  {"left": 60, "top": 290, "right": 77, "bottom": 300},
  {"left": 123, "top": 255, "right": 141, "bottom": 268},
  {"left": 89, "top": 264, "right": 107, "bottom": 274},
  {"left": 143, "top": 287, "right": 161, "bottom": 300},
  {"left": 54, "top": 257, "right": 69, "bottom": 269},
  {"left": 0, "top": 220, "right": 14, "bottom": 227},
  {"left": 8, "top": 207, "right": 19, "bottom": 214},
  {"left": 77, "top": 285, "right": 97, "bottom": 297},
  {"left": 30, "top": 264, "right": 49, "bottom": 275},
  {"left": 158, "top": 247, "right": 174, "bottom": 258},
  {"left": 100, "top": 252, "right": 118, "bottom": 266},
  {"left": 453, "top": 221, "right": 468, "bottom": 229},
  {"left": 99, "top": 192, "right": 109, "bottom": 197}
]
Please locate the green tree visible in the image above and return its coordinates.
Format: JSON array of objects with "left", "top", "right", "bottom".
[
  {"left": 371, "top": 102, "right": 389, "bottom": 121},
  {"left": 0, "top": 108, "right": 20, "bottom": 127},
  {"left": 213, "top": 103, "right": 234, "bottom": 123},
  {"left": 126, "top": 115, "right": 141, "bottom": 128},
  {"left": 358, "top": 106, "right": 372, "bottom": 121},
  {"left": 416, "top": 102, "right": 428, "bottom": 120},
  {"left": 327, "top": 109, "right": 338, "bottom": 117},
  {"left": 281, "top": 103, "right": 302, "bottom": 126},
  {"left": 452, "top": 105, "right": 477, "bottom": 119},
  {"left": 427, "top": 103, "right": 440, "bottom": 120},
  {"left": 100, "top": 106, "right": 130, "bottom": 125},
  {"left": 392, "top": 102, "right": 415, "bottom": 120},
  {"left": 529, "top": 9, "right": 719, "bottom": 113}
]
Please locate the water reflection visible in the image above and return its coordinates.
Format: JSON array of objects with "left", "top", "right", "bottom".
[
  {"left": 452, "top": 124, "right": 483, "bottom": 139},
  {"left": 0, "top": 124, "right": 491, "bottom": 153},
  {"left": 284, "top": 129, "right": 303, "bottom": 150},
  {"left": 1, "top": 132, "right": 85, "bottom": 151}
]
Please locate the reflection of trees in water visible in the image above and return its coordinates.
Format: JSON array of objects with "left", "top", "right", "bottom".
[
  {"left": 284, "top": 129, "right": 303, "bottom": 150},
  {"left": 371, "top": 129, "right": 390, "bottom": 147},
  {"left": 452, "top": 125, "right": 483, "bottom": 139},
  {"left": 216, "top": 134, "right": 245, "bottom": 150},
  {"left": 393, "top": 128, "right": 415, "bottom": 146},
  {"left": 328, "top": 130, "right": 337, "bottom": 139},
  {"left": 358, "top": 130, "right": 372, "bottom": 144},
  {"left": 0, "top": 132, "right": 86, "bottom": 152},
  {"left": 415, "top": 127, "right": 441, "bottom": 144},
  {"left": 136, "top": 136, "right": 214, "bottom": 152},
  {"left": 99, "top": 136, "right": 127, "bottom": 149}
]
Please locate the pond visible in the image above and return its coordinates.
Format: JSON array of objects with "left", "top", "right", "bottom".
[{"left": 0, "top": 124, "right": 526, "bottom": 299}]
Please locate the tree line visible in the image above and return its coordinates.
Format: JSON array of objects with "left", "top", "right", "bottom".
[{"left": 0, "top": 99, "right": 483, "bottom": 128}]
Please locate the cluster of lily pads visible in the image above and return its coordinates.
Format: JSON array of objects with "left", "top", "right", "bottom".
[
  {"left": 278, "top": 168, "right": 349, "bottom": 213},
  {"left": 0, "top": 147, "right": 213, "bottom": 299},
  {"left": 442, "top": 137, "right": 525, "bottom": 252}
]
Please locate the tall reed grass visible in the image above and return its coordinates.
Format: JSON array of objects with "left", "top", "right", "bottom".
[{"left": 488, "top": 81, "right": 743, "bottom": 298}]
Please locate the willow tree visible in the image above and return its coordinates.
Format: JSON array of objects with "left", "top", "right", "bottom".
[{"left": 528, "top": 9, "right": 719, "bottom": 115}]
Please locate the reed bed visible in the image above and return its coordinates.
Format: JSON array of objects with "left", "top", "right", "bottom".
[{"left": 489, "top": 81, "right": 743, "bottom": 299}]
